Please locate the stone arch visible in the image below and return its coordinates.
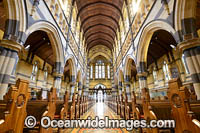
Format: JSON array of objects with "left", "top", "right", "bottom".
[
  {"left": 136, "top": 20, "right": 177, "bottom": 68},
  {"left": 25, "top": 21, "right": 65, "bottom": 72},
  {"left": 89, "top": 52, "right": 111, "bottom": 61},
  {"left": 76, "top": 70, "right": 82, "bottom": 83},
  {"left": 118, "top": 69, "right": 124, "bottom": 84},
  {"left": 65, "top": 54, "right": 76, "bottom": 78},
  {"left": 76, "top": 69, "right": 83, "bottom": 95},
  {"left": 175, "top": 0, "right": 197, "bottom": 37},
  {"left": 124, "top": 54, "right": 136, "bottom": 78},
  {"left": 3, "top": 0, "right": 26, "bottom": 43}
]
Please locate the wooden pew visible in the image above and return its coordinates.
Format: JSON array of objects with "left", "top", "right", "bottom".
[
  {"left": 75, "top": 93, "right": 80, "bottom": 119},
  {"left": 40, "top": 87, "right": 57, "bottom": 133},
  {"left": 129, "top": 78, "right": 200, "bottom": 132},
  {"left": 124, "top": 93, "right": 130, "bottom": 120},
  {"left": 168, "top": 78, "right": 200, "bottom": 132},
  {"left": 0, "top": 79, "right": 30, "bottom": 133},
  {"left": 59, "top": 91, "right": 70, "bottom": 120},
  {"left": 117, "top": 95, "right": 120, "bottom": 115}
]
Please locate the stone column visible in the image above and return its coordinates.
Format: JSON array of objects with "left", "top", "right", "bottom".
[
  {"left": 137, "top": 62, "right": 148, "bottom": 98},
  {"left": 53, "top": 73, "right": 62, "bottom": 97},
  {"left": 178, "top": 38, "right": 200, "bottom": 99},
  {"left": 69, "top": 81, "right": 75, "bottom": 101},
  {"left": 92, "top": 64, "right": 95, "bottom": 80},
  {"left": 138, "top": 73, "right": 148, "bottom": 89},
  {"left": 78, "top": 82, "right": 82, "bottom": 96},
  {"left": 0, "top": 40, "right": 22, "bottom": 100},
  {"left": 125, "top": 75, "right": 131, "bottom": 101},
  {"left": 137, "top": 62, "right": 148, "bottom": 89},
  {"left": 53, "top": 62, "right": 64, "bottom": 98},
  {"left": 105, "top": 63, "right": 108, "bottom": 80},
  {"left": 118, "top": 81, "right": 123, "bottom": 96}
]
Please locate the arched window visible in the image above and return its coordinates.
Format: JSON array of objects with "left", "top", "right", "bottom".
[
  {"left": 31, "top": 61, "right": 39, "bottom": 81},
  {"left": 90, "top": 65, "right": 93, "bottom": 79},
  {"left": 182, "top": 54, "right": 190, "bottom": 74},
  {"left": 102, "top": 64, "right": 105, "bottom": 78},
  {"left": 43, "top": 68, "right": 48, "bottom": 86},
  {"left": 95, "top": 60, "right": 106, "bottom": 79},
  {"left": 153, "top": 68, "right": 158, "bottom": 85},
  {"left": 95, "top": 64, "right": 98, "bottom": 79},
  {"left": 99, "top": 65, "right": 102, "bottom": 78},
  {"left": 163, "top": 61, "right": 170, "bottom": 81},
  {"left": 94, "top": 84, "right": 106, "bottom": 89},
  {"left": 107, "top": 65, "right": 110, "bottom": 79}
]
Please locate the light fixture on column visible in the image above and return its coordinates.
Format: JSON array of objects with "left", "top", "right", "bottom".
[
  {"left": 161, "top": 0, "right": 170, "bottom": 15},
  {"left": 30, "top": 0, "right": 40, "bottom": 16}
]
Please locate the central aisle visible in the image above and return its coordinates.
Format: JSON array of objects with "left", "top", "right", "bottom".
[{"left": 64, "top": 102, "right": 130, "bottom": 133}]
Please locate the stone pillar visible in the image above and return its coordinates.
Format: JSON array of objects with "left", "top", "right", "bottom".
[
  {"left": 138, "top": 73, "right": 148, "bottom": 89},
  {"left": 137, "top": 62, "right": 148, "bottom": 98},
  {"left": 118, "top": 81, "right": 123, "bottom": 96},
  {"left": 0, "top": 40, "right": 21, "bottom": 100},
  {"left": 53, "top": 61, "right": 64, "bottom": 98},
  {"left": 105, "top": 63, "right": 108, "bottom": 80},
  {"left": 78, "top": 82, "right": 82, "bottom": 96},
  {"left": 53, "top": 74, "right": 62, "bottom": 97},
  {"left": 92, "top": 64, "right": 95, "bottom": 80},
  {"left": 137, "top": 62, "right": 148, "bottom": 89},
  {"left": 125, "top": 75, "right": 131, "bottom": 101},
  {"left": 69, "top": 82, "right": 75, "bottom": 101},
  {"left": 178, "top": 38, "right": 200, "bottom": 99}
]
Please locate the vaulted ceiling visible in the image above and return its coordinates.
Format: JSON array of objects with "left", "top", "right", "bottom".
[{"left": 76, "top": 0, "right": 124, "bottom": 50}]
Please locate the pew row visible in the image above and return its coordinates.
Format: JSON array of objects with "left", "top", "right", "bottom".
[
  {"left": 107, "top": 78, "right": 200, "bottom": 132},
  {"left": 0, "top": 79, "right": 94, "bottom": 132}
]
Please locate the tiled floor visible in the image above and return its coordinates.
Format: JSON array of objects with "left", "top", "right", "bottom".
[{"left": 63, "top": 102, "right": 131, "bottom": 133}]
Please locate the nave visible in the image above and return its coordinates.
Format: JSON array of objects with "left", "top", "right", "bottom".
[
  {"left": 0, "top": 0, "right": 200, "bottom": 132},
  {"left": 65, "top": 102, "right": 125, "bottom": 133}
]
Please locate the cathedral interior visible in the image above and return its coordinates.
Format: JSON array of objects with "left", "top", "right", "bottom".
[{"left": 0, "top": 0, "right": 200, "bottom": 132}]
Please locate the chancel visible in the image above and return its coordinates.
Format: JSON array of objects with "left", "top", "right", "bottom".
[{"left": 0, "top": 0, "right": 200, "bottom": 132}]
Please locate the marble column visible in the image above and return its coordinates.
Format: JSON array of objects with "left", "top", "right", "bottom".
[
  {"left": 0, "top": 40, "right": 22, "bottom": 100},
  {"left": 179, "top": 38, "right": 200, "bottom": 99}
]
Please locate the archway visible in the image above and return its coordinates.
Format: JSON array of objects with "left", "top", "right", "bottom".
[
  {"left": 25, "top": 21, "right": 65, "bottom": 69},
  {"left": 61, "top": 58, "right": 76, "bottom": 98},
  {"left": 76, "top": 70, "right": 83, "bottom": 95},
  {"left": 94, "top": 84, "right": 106, "bottom": 102},
  {"left": 63, "top": 57, "right": 76, "bottom": 100},
  {"left": 124, "top": 56, "right": 137, "bottom": 100},
  {"left": 136, "top": 20, "right": 178, "bottom": 66},
  {"left": 136, "top": 24, "right": 187, "bottom": 99},
  {"left": 118, "top": 69, "right": 124, "bottom": 95},
  {"left": 15, "top": 30, "right": 61, "bottom": 99}
]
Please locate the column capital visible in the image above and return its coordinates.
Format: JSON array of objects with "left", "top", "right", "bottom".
[
  {"left": 0, "top": 40, "right": 23, "bottom": 53},
  {"left": 178, "top": 37, "right": 200, "bottom": 53},
  {"left": 137, "top": 72, "right": 148, "bottom": 77},
  {"left": 53, "top": 72, "right": 63, "bottom": 78}
]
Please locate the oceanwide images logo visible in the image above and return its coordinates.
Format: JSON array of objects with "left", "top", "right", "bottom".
[{"left": 25, "top": 115, "right": 175, "bottom": 131}]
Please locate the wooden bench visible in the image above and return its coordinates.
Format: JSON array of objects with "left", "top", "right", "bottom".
[
  {"left": 0, "top": 79, "right": 30, "bottom": 132},
  {"left": 128, "top": 78, "right": 200, "bottom": 132}
]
